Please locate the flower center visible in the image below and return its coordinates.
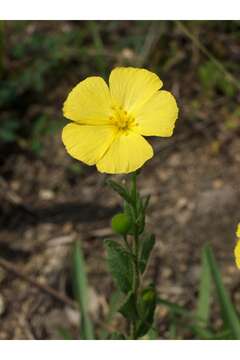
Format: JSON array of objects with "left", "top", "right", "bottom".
[{"left": 109, "top": 105, "right": 137, "bottom": 132}]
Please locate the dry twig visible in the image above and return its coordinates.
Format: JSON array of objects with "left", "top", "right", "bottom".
[{"left": 0, "top": 257, "right": 76, "bottom": 308}]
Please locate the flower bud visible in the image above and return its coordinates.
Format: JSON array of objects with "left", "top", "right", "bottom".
[{"left": 111, "top": 213, "right": 131, "bottom": 235}]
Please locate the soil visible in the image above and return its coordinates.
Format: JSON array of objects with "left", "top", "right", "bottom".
[{"left": 1, "top": 123, "right": 240, "bottom": 339}]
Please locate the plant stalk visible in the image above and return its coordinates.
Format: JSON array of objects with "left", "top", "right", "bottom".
[{"left": 130, "top": 171, "right": 140, "bottom": 339}]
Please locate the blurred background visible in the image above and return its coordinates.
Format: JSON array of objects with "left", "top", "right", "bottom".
[{"left": 0, "top": 20, "right": 240, "bottom": 339}]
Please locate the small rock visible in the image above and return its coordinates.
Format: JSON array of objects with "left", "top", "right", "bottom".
[
  {"left": 168, "top": 153, "right": 181, "bottom": 167},
  {"left": 39, "top": 189, "right": 55, "bottom": 200}
]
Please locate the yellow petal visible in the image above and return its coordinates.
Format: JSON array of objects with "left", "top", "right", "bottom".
[
  {"left": 236, "top": 223, "right": 240, "bottom": 238},
  {"left": 134, "top": 90, "right": 179, "bottom": 137},
  {"left": 234, "top": 240, "right": 240, "bottom": 269},
  {"left": 62, "top": 123, "right": 117, "bottom": 165},
  {"left": 109, "top": 67, "right": 162, "bottom": 113},
  {"left": 63, "top": 77, "right": 112, "bottom": 125},
  {"left": 96, "top": 131, "right": 153, "bottom": 174}
]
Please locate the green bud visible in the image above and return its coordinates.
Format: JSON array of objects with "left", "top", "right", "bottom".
[
  {"left": 142, "top": 289, "right": 155, "bottom": 303},
  {"left": 111, "top": 213, "right": 131, "bottom": 235}
]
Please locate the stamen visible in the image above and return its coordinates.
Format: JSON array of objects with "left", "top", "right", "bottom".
[{"left": 109, "top": 106, "right": 137, "bottom": 132}]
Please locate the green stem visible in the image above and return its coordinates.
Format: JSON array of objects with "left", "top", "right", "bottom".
[
  {"left": 123, "top": 234, "right": 131, "bottom": 253},
  {"left": 130, "top": 171, "right": 140, "bottom": 339}
]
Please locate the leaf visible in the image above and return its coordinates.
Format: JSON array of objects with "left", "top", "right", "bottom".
[
  {"left": 119, "top": 291, "right": 138, "bottom": 321},
  {"left": 142, "top": 194, "right": 151, "bottom": 213},
  {"left": 136, "top": 286, "right": 157, "bottom": 338},
  {"left": 157, "top": 296, "right": 217, "bottom": 340},
  {"left": 99, "top": 290, "right": 125, "bottom": 340},
  {"left": 196, "top": 246, "right": 212, "bottom": 327},
  {"left": 146, "top": 327, "right": 158, "bottom": 340},
  {"left": 205, "top": 243, "right": 240, "bottom": 339},
  {"left": 187, "top": 324, "right": 215, "bottom": 340},
  {"left": 107, "top": 180, "right": 132, "bottom": 204},
  {"left": 72, "top": 240, "right": 94, "bottom": 340},
  {"left": 157, "top": 297, "right": 193, "bottom": 317},
  {"left": 106, "top": 290, "right": 125, "bottom": 322},
  {"left": 123, "top": 202, "right": 136, "bottom": 236},
  {"left": 58, "top": 327, "right": 74, "bottom": 340},
  {"left": 109, "top": 332, "right": 126, "bottom": 340},
  {"left": 139, "top": 234, "right": 155, "bottom": 273},
  {"left": 104, "top": 239, "right": 133, "bottom": 293}
]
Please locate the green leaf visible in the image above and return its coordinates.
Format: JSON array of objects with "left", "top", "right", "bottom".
[
  {"left": 205, "top": 244, "right": 240, "bottom": 339},
  {"left": 109, "top": 332, "right": 126, "bottom": 340},
  {"left": 188, "top": 324, "right": 215, "bottom": 340},
  {"left": 168, "top": 314, "right": 177, "bottom": 339},
  {"left": 157, "top": 297, "right": 192, "bottom": 317},
  {"left": 106, "top": 290, "right": 125, "bottom": 322},
  {"left": 157, "top": 297, "right": 217, "bottom": 340},
  {"left": 139, "top": 234, "right": 155, "bottom": 273},
  {"left": 104, "top": 239, "right": 133, "bottom": 293},
  {"left": 72, "top": 240, "right": 94, "bottom": 340},
  {"left": 142, "top": 194, "right": 151, "bottom": 213},
  {"left": 146, "top": 327, "right": 158, "bottom": 340},
  {"left": 196, "top": 246, "right": 212, "bottom": 327},
  {"left": 99, "top": 290, "right": 125, "bottom": 340},
  {"left": 58, "top": 327, "right": 74, "bottom": 340},
  {"left": 107, "top": 180, "right": 132, "bottom": 204},
  {"left": 119, "top": 291, "right": 138, "bottom": 321},
  {"left": 136, "top": 286, "right": 157, "bottom": 338}
]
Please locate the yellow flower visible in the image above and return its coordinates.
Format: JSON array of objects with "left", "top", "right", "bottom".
[
  {"left": 62, "top": 67, "right": 178, "bottom": 174},
  {"left": 236, "top": 223, "right": 240, "bottom": 238},
  {"left": 234, "top": 223, "right": 240, "bottom": 269}
]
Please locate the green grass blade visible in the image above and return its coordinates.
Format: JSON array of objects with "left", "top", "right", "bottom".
[
  {"left": 205, "top": 243, "right": 240, "bottom": 339},
  {"left": 0, "top": 21, "right": 4, "bottom": 75},
  {"left": 196, "top": 246, "right": 212, "bottom": 327},
  {"left": 87, "top": 21, "right": 106, "bottom": 76},
  {"left": 72, "top": 240, "right": 94, "bottom": 340},
  {"left": 157, "top": 297, "right": 192, "bottom": 317},
  {"left": 58, "top": 327, "right": 74, "bottom": 340},
  {"left": 157, "top": 297, "right": 216, "bottom": 339}
]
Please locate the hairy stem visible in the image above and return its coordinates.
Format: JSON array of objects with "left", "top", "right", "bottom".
[{"left": 130, "top": 171, "right": 140, "bottom": 339}]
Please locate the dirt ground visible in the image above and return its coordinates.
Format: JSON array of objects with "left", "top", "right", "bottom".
[{"left": 0, "top": 123, "right": 240, "bottom": 339}]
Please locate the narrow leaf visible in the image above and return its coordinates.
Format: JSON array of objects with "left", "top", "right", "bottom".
[
  {"left": 157, "top": 297, "right": 193, "bottom": 317},
  {"left": 205, "top": 243, "right": 240, "bottom": 339},
  {"left": 139, "top": 234, "right": 155, "bottom": 273},
  {"left": 136, "top": 286, "right": 157, "bottom": 338},
  {"left": 196, "top": 246, "right": 212, "bottom": 327},
  {"left": 107, "top": 179, "right": 132, "bottom": 204},
  {"left": 110, "top": 332, "right": 126, "bottom": 340},
  {"left": 119, "top": 291, "right": 138, "bottom": 321},
  {"left": 58, "top": 327, "right": 74, "bottom": 340},
  {"left": 72, "top": 240, "right": 94, "bottom": 340}
]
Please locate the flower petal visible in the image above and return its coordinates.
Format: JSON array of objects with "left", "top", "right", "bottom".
[
  {"left": 109, "top": 67, "right": 162, "bottom": 113},
  {"left": 63, "top": 77, "right": 112, "bottom": 125},
  {"left": 134, "top": 90, "right": 179, "bottom": 137},
  {"left": 236, "top": 223, "right": 240, "bottom": 238},
  {"left": 234, "top": 240, "right": 240, "bottom": 269},
  {"left": 62, "top": 123, "right": 117, "bottom": 165},
  {"left": 96, "top": 131, "right": 153, "bottom": 174}
]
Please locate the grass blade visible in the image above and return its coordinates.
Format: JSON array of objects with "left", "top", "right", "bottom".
[
  {"left": 157, "top": 297, "right": 192, "bottom": 317},
  {"left": 0, "top": 21, "right": 4, "bottom": 75},
  {"left": 196, "top": 246, "right": 212, "bottom": 327},
  {"left": 72, "top": 240, "right": 94, "bottom": 340},
  {"left": 205, "top": 243, "right": 240, "bottom": 339},
  {"left": 58, "top": 327, "right": 73, "bottom": 340}
]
